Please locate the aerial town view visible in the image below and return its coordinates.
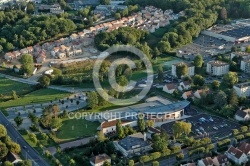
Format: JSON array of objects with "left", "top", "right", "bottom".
[{"left": 1, "top": 0, "right": 250, "bottom": 165}]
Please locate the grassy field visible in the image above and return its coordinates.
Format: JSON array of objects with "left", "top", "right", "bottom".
[
  {"left": 55, "top": 118, "right": 100, "bottom": 142},
  {"left": 0, "top": 77, "right": 34, "bottom": 101},
  {"left": 0, "top": 88, "right": 70, "bottom": 108}
]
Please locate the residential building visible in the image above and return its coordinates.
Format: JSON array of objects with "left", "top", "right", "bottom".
[
  {"left": 172, "top": 62, "right": 195, "bottom": 77},
  {"left": 197, "top": 157, "right": 213, "bottom": 166},
  {"left": 12, "top": 51, "right": 21, "bottom": 59},
  {"left": 235, "top": 108, "right": 250, "bottom": 121},
  {"left": 163, "top": 83, "right": 177, "bottom": 94},
  {"left": 5, "top": 152, "right": 22, "bottom": 164},
  {"left": 240, "top": 58, "right": 250, "bottom": 73},
  {"left": 233, "top": 82, "right": 250, "bottom": 97},
  {"left": 56, "top": 52, "right": 66, "bottom": 59},
  {"left": 113, "top": 133, "right": 152, "bottom": 157},
  {"left": 50, "top": 4, "right": 64, "bottom": 14},
  {"left": 20, "top": 48, "right": 29, "bottom": 55},
  {"left": 206, "top": 60, "right": 229, "bottom": 76},
  {"left": 182, "top": 91, "right": 194, "bottom": 99},
  {"left": 178, "top": 81, "right": 191, "bottom": 91},
  {"left": 197, "top": 155, "right": 229, "bottom": 166},
  {"left": 238, "top": 142, "right": 250, "bottom": 156},
  {"left": 27, "top": 46, "right": 34, "bottom": 53},
  {"left": 212, "top": 154, "right": 229, "bottom": 166},
  {"left": 90, "top": 154, "right": 111, "bottom": 166},
  {"left": 4, "top": 52, "right": 15, "bottom": 61},
  {"left": 225, "top": 146, "right": 248, "bottom": 165},
  {"left": 99, "top": 120, "right": 135, "bottom": 135},
  {"left": 231, "top": 52, "right": 250, "bottom": 60}
]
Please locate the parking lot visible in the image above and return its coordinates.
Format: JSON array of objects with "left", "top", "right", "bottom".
[
  {"left": 178, "top": 35, "right": 234, "bottom": 63},
  {"left": 161, "top": 113, "right": 242, "bottom": 142}
]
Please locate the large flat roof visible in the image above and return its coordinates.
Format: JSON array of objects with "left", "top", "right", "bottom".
[
  {"left": 220, "top": 26, "right": 250, "bottom": 39},
  {"left": 99, "top": 100, "right": 190, "bottom": 121},
  {"left": 118, "top": 133, "right": 151, "bottom": 151}
]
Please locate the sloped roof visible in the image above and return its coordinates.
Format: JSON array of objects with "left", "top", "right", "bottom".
[
  {"left": 235, "top": 109, "right": 250, "bottom": 118},
  {"left": 238, "top": 142, "right": 250, "bottom": 154},
  {"left": 90, "top": 154, "right": 110, "bottom": 164},
  {"left": 101, "top": 120, "right": 131, "bottom": 128},
  {"left": 165, "top": 83, "right": 176, "bottom": 90},
  {"left": 227, "top": 146, "right": 244, "bottom": 159}
]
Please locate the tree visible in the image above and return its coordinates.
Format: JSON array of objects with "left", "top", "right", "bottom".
[
  {"left": 128, "top": 160, "right": 134, "bottom": 166},
  {"left": 137, "top": 114, "right": 146, "bottom": 132},
  {"left": 28, "top": 112, "right": 38, "bottom": 123},
  {"left": 116, "top": 119, "right": 124, "bottom": 139},
  {"left": 172, "top": 121, "right": 192, "bottom": 138},
  {"left": 246, "top": 45, "right": 250, "bottom": 53},
  {"left": 38, "top": 75, "right": 50, "bottom": 87},
  {"left": 157, "top": 41, "right": 171, "bottom": 53},
  {"left": 227, "top": 89, "right": 238, "bottom": 106},
  {"left": 154, "top": 47, "right": 161, "bottom": 57},
  {"left": 240, "top": 126, "right": 248, "bottom": 132},
  {"left": 16, "top": 160, "right": 32, "bottom": 166},
  {"left": 14, "top": 116, "right": 23, "bottom": 127},
  {"left": 223, "top": 72, "right": 238, "bottom": 88},
  {"left": 220, "top": 7, "right": 227, "bottom": 20},
  {"left": 152, "top": 134, "right": 168, "bottom": 153},
  {"left": 100, "top": 0, "right": 110, "bottom": 5},
  {"left": 8, "top": 142, "right": 21, "bottom": 154},
  {"left": 97, "top": 131, "right": 107, "bottom": 142},
  {"left": 12, "top": 90, "right": 18, "bottom": 100},
  {"left": 0, "top": 141, "right": 8, "bottom": 159},
  {"left": 140, "top": 155, "right": 150, "bottom": 164},
  {"left": 157, "top": 65, "right": 164, "bottom": 82},
  {"left": 193, "top": 74, "right": 205, "bottom": 86},
  {"left": 193, "top": 54, "right": 203, "bottom": 70},
  {"left": 114, "top": 13, "right": 121, "bottom": 19},
  {"left": 152, "top": 161, "right": 159, "bottom": 166},
  {"left": 28, "top": 132, "right": 37, "bottom": 144},
  {"left": 176, "top": 153, "right": 184, "bottom": 160},
  {"left": 3, "top": 161, "right": 13, "bottom": 166},
  {"left": 146, "top": 120, "right": 154, "bottom": 128},
  {"left": 211, "top": 80, "right": 220, "bottom": 90},
  {"left": 87, "top": 92, "right": 99, "bottom": 109},
  {"left": 50, "top": 118, "right": 62, "bottom": 129},
  {"left": 20, "top": 54, "right": 34, "bottom": 76},
  {"left": 176, "top": 63, "right": 188, "bottom": 78},
  {"left": 26, "top": 2, "right": 35, "bottom": 14},
  {"left": 103, "top": 161, "right": 111, "bottom": 166},
  {"left": 117, "top": 76, "right": 128, "bottom": 87},
  {"left": 0, "top": 125, "right": 7, "bottom": 138},
  {"left": 214, "top": 90, "right": 227, "bottom": 109},
  {"left": 69, "top": 159, "right": 75, "bottom": 166}
]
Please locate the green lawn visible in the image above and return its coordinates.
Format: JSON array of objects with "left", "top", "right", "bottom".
[
  {"left": 55, "top": 118, "right": 100, "bottom": 142},
  {"left": 0, "top": 77, "right": 34, "bottom": 101},
  {"left": 0, "top": 88, "right": 70, "bottom": 108}
]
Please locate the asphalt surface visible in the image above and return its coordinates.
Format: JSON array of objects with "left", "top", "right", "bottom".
[{"left": 0, "top": 112, "right": 49, "bottom": 166}]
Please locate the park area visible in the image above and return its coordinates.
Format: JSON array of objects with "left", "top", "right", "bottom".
[
  {"left": 0, "top": 88, "right": 70, "bottom": 108},
  {"left": 0, "top": 77, "right": 34, "bottom": 102},
  {"left": 55, "top": 118, "right": 100, "bottom": 142}
]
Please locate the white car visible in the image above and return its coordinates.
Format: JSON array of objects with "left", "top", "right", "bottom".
[{"left": 213, "top": 127, "right": 218, "bottom": 130}]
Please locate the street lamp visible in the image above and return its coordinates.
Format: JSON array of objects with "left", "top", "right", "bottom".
[
  {"left": 15, "top": 136, "right": 19, "bottom": 142},
  {"left": 26, "top": 150, "right": 29, "bottom": 160}
]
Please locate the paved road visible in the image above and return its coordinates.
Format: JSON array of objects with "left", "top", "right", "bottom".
[{"left": 0, "top": 112, "right": 49, "bottom": 166}]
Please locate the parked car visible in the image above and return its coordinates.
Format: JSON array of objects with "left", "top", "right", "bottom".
[
  {"left": 213, "top": 127, "right": 218, "bottom": 130},
  {"left": 199, "top": 127, "right": 204, "bottom": 131},
  {"left": 198, "top": 132, "right": 203, "bottom": 135}
]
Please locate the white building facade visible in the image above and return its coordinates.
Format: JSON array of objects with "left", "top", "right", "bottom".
[
  {"left": 206, "top": 61, "right": 229, "bottom": 76},
  {"left": 172, "top": 62, "right": 195, "bottom": 77}
]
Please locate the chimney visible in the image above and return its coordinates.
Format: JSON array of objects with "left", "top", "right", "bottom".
[{"left": 144, "top": 132, "right": 147, "bottom": 141}]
